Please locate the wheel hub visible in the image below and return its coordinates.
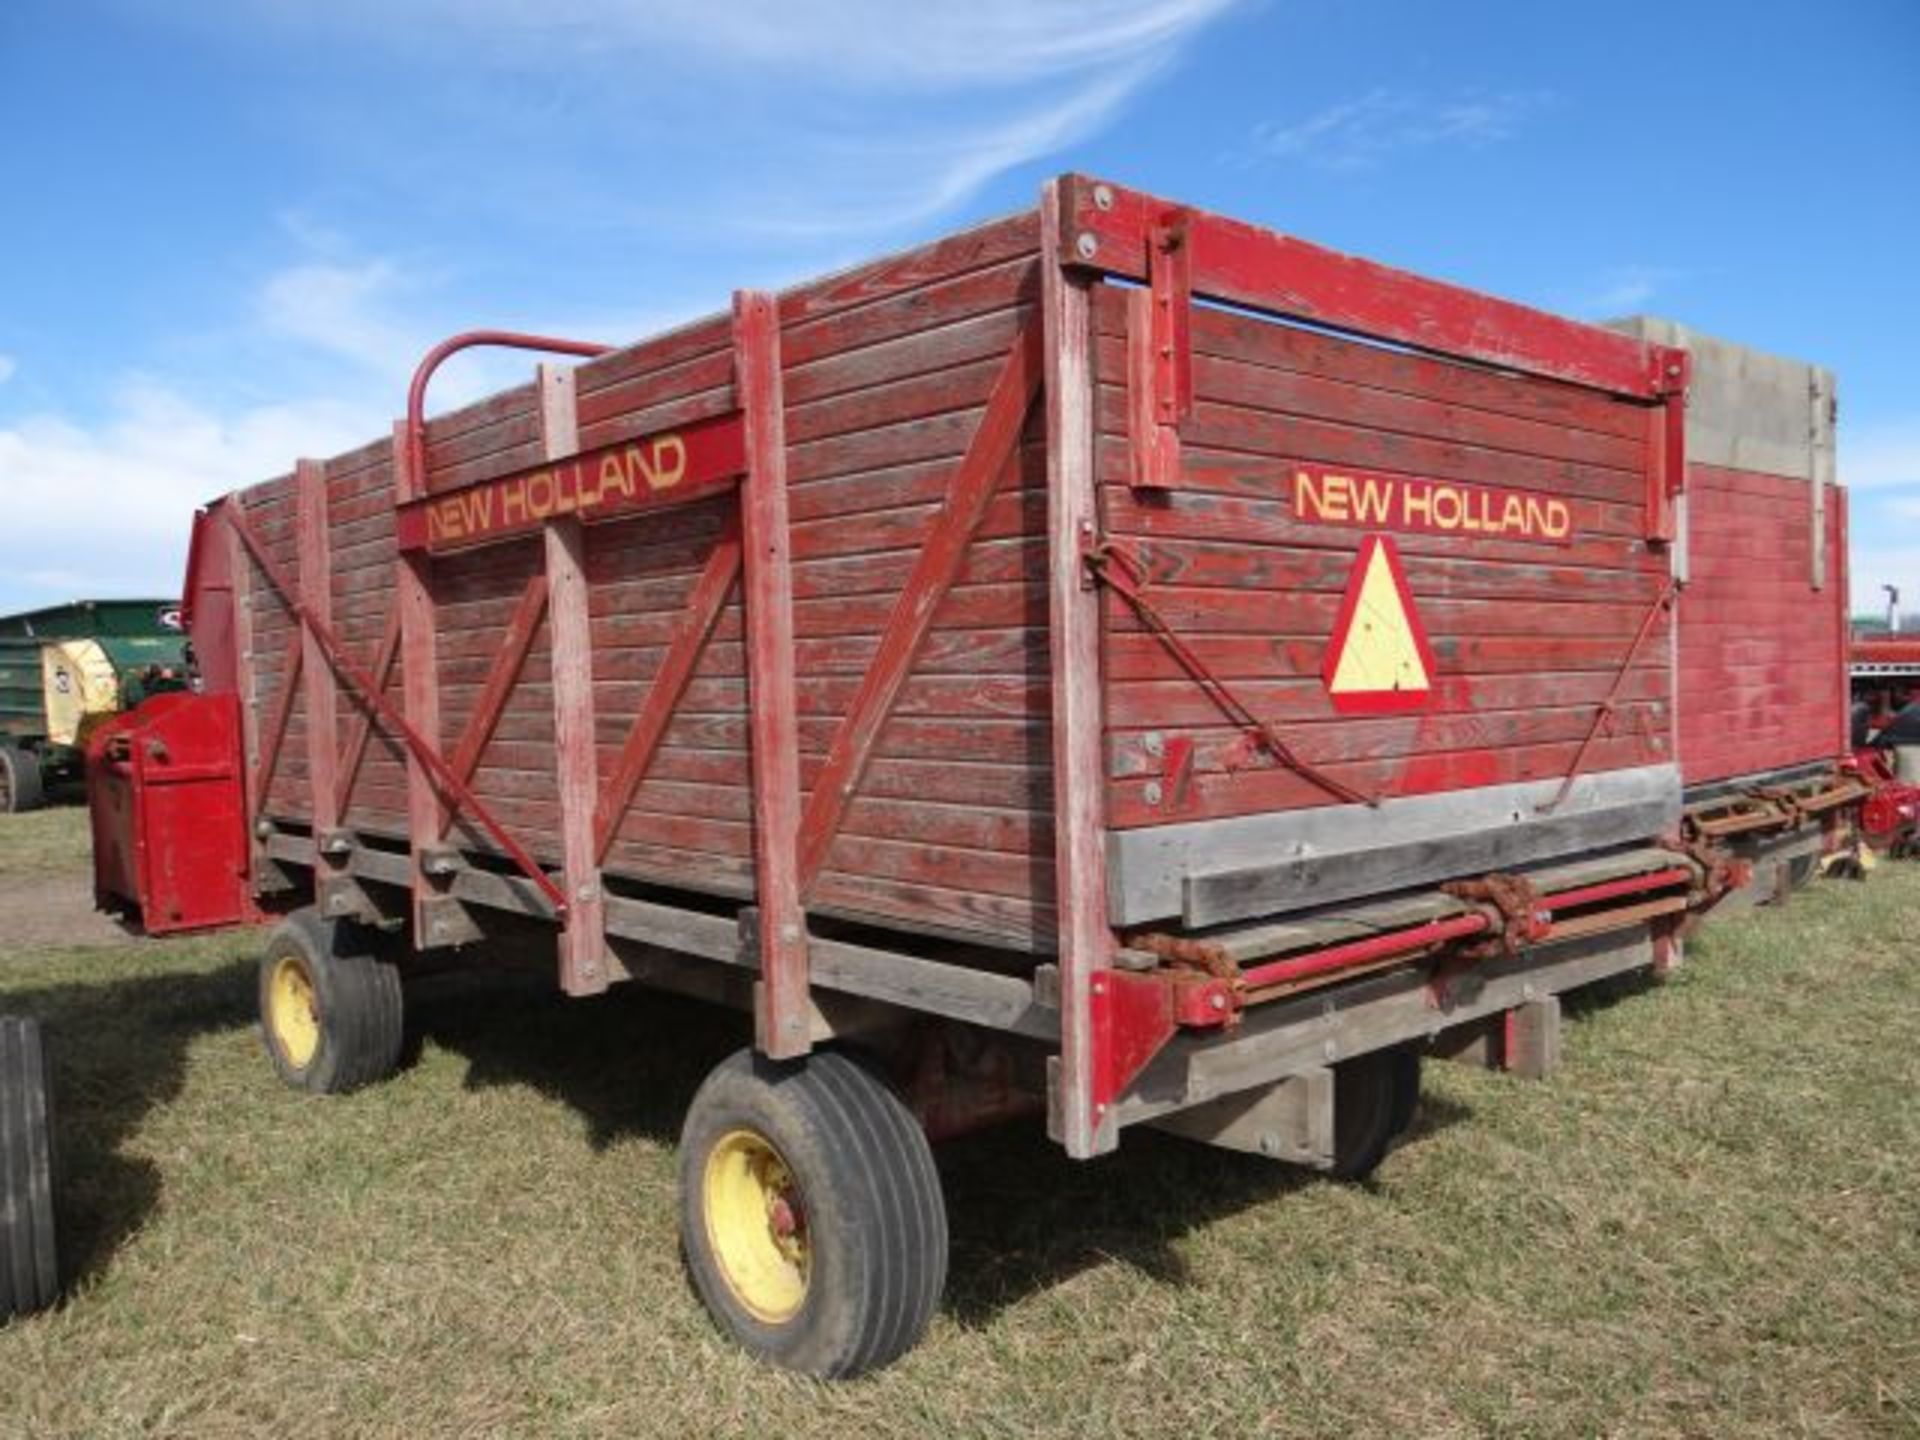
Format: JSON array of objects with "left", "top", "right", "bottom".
[
  {"left": 267, "top": 955, "right": 321, "bottom": 1070},
  {"left": 703, "top": 1129, "right": 810, "bottom": 1323}
]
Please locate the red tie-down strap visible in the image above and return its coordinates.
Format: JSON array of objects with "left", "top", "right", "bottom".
[
  {"left": 1084, "top": 537, "right": 1376, "bottom": 809},
  {"left": 1537, "top": 575, "right": 1679, "bottom": 816},
  {"left": 220, "top": 503, "right": 571, "bottom": 917}
]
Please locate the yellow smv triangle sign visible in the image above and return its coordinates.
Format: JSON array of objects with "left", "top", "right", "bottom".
[{"left": 1322, "top": 535, "right": 1436, "bottom": 715}]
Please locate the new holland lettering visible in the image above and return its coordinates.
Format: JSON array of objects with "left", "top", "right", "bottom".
[
  {"left": 398, "top": 412, "right": 748, "bottom": 554},
  {"left": 1292, "top": 465, "right": 1574, "bottom": 546}
]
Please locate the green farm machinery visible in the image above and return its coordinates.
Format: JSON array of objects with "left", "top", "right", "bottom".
[{"left": 0, "top": 600, "right": 190, "bottom": 813}]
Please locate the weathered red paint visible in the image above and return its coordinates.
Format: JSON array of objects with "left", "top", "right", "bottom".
[
  {"left": 734, "top": 290, "right": 811, "bottom": 1060},
  {"left": 403, "top": 330, "right": 612, "bottom": 514},
  {"left": 796, "top": 318, "right": 1044, "bottom": 889},
  {"left": 87, "top": 693, "right": 252, "bottom": 934},
  {"left": 149, "top": 175, "right": 1788, "bottom": 1172},
  {"left": 1059, "top": 174, "right": 1681, "bottom": 400},
  {"left": 1239, "top": 912, "right": 1491, "bottom": 992},
  {"left": 395, "top": 410, "right": 746, "bottom": 554},
  {"left": 223, "top": 501, "right": 570, "bottom": 916},
  {"left": 594, "top": 516, "right": 743, "bottom": 864}
]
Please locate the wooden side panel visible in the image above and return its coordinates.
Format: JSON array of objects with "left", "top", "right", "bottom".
[
  {"left": 584, "top": 212, "right": 1054, "bottom": 947},
  {"left": 239, "top": 476, "right": 309, "bottom": 821},
  {"left": 1095, "top": 289, "right": 1674, "bottom": 830},
  {"left": 1678, "top": 464, "right": 1849, "bottom": 785},
  {"left": 227, "top": 210, "right": 1055, "bottom": 952},
  {"left": 325, "top": 442, "right": 408, "bottom": 832}
]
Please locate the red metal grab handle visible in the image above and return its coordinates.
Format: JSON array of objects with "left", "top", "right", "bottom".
[{"left": 405, "top": 330, "right": 613, "bottom": 498}]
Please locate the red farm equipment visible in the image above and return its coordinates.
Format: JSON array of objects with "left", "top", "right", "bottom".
[
  {"left": 1606, "top": 320, "right": 1867, "bottom": 900},
  {"left": 97, "top": 174, "right": 1798, "bottom": 1374}
]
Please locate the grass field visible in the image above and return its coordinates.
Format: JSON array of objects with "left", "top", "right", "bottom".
[{"left": 1, "top": 806, "right": 1916, "bottom": 1438}]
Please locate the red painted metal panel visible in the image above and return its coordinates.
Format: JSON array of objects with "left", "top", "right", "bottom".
[
  {"left": 1058, "top": 174, "right": 1682, "bottom": 401},
  {"left": 87, "top": 693, "right": 251, "bottom": 935},
  {"left": 1677, "top": 464, "right": 1848, "bottom": 785}
]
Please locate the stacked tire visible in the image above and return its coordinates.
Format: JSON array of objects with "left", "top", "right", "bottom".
[{"left": 1, "top": 1015, "right": 60, "bottom": 1320}]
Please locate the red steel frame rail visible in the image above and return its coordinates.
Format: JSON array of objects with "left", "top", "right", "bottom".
[{"left": 1042, "top": 175, "right": 1696, "bottom": 1158}]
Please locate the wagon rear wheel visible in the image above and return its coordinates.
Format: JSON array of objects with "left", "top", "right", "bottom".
[
  {"left": 679, "top": 1048, "right": 947, "bottom": 1377},
  {"left": 0, "top": 747, "right": 44, "bottom": 815},
  {"left": 1329, "top": 1046, "right": 1422, "bottom": 1182},
  {"left": 258, "top": 908, "right": 405, "bottom": 1094},
  {"left": 1, "top": 1015, "right": 61, "bottom": 1320}
]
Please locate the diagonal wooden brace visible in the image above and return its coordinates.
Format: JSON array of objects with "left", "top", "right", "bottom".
[
  {"left": 796, "top": 316, "right": 1044, "bottom": 888},
  {"left": 593, "top": 515, "right": 742, "bottom": 864}
]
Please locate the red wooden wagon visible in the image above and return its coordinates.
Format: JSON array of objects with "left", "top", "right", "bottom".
[{"left": 96, "top": 175, "right": 1759, "bottom": 1374}]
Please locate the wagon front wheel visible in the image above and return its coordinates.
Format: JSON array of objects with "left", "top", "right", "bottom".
[
  {"left": 258, "top": 908, "right": 404, "bottom": 1094},
  {"left": 679, "top": 1048, "right": 947, "bottom": 1377}
]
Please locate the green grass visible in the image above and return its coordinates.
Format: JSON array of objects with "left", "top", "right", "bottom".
[
  {"left": 2, "top": 807, "right": 1917, "bottom": 1437},
  {"left": 0, "top": 805, "right": 93, "bottom": 871}
]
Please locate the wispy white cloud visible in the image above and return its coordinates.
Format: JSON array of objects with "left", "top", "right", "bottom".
[
  {"left": 190, "top": 0, "right": 1235, "bottom": 241},
  {"left": 747, "top": 61, "right": 1156, "bottom": 237},
  {"left": 1250, "top": 87, "right": 1552, "bottom": 171},
  {"left": 0, "top": 355, "right": 15, "bottom": 386},
  {"left": 249, "top": 0, "right": 1235, "bottom": 89},
  {"left": 257, "top": 257, "right": 420, "bottom": 380},
  {"left": 0, "top": 382, "right": 381, "bottom": 603},
  {"left": 2, "top": 1, "right": 1241, "bottom": 608}
]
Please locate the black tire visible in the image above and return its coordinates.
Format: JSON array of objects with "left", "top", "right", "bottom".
[
  {"left": 679, "top": 1048, "right": 947, "bottom": 1377},
  {"left": 1, "top": 1015, "right": 60, "bottom": 1320},
  {"left": 0, "top": 747, "right": 44, "bottom": 815},
  {"left": 258, "top": 908, "right": 405, "bottom": 1094},
  {"left": 1328, "top": 1047, "right": 1422, "bottom": 1182}
]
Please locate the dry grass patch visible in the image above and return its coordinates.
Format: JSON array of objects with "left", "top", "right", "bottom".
[{"left": 1, "top": 807, "right": 1916, "bottom": 1437}]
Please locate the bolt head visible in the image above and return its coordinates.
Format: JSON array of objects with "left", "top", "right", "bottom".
[
  {"left": 1208, "top": 992, "right": 1227, "bottom": 1012},
  {"left": 1075, "top": 231, "right": 1099, "bottom": 261},
  {"left": 1143, "top": 731, "right": 1165, "bottom": 758},
  {"left": 1092, "top": 183, "right": 1115, "bottom": 211}
]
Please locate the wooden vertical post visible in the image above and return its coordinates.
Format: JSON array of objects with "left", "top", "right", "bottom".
[
  {"left": 392, "top": 419, "right": 448, "bottom": 939},
  {"left": 732, "top": 290, "right": 810, "bottom": 1060},
  {"left": 295, "top": 459, "right": 339, "bottom": 849},
  {"left": 225, "top": 497, "right": 266, "bottom": 888},
  {"left": 1041, "top": 180, "right": 1115, "bottom": 1158},
  {"left": 538, "top": 363, "right": 609, "bottom": 996},
  {"left": 1503, "top": 996, "right": 1562, "bottom": 1081}
]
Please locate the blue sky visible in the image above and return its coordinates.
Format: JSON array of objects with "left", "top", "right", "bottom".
[{"left": 1, "top": 0, "right": 1915, "bottom": 615}]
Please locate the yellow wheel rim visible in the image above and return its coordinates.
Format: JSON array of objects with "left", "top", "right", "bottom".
[
  {"left": 702, "top": 1129, "right": 810, "bottom": 1323},
  {"left": 267, "top": 955, "right": 321, "bottom": 1070}
]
